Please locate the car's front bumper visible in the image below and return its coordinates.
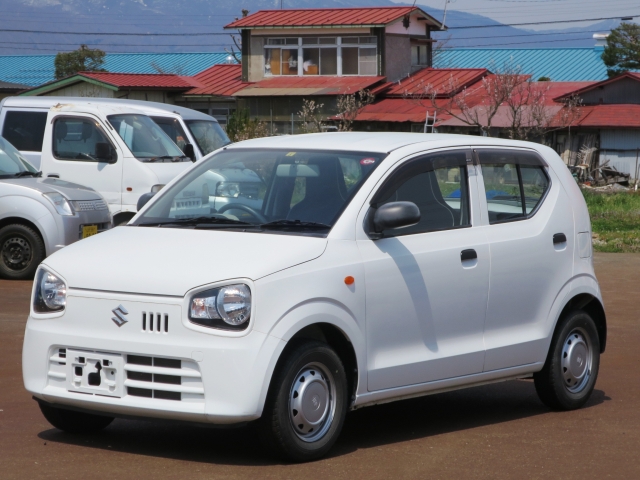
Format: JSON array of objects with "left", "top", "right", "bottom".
[
  {"left": 23, "top": 289, "right": 284, "bottom": 424},
  {"left": 53, "top": 209, "right": 112, "bottom": 252}
]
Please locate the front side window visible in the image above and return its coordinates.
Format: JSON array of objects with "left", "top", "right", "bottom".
[
  {"left": 2, "top": 111, "right": 48, "bottom": 152},
  {"left": 52, "top": 117, "right": 116, "bottom": 163},
  {"left": 107, "top": 114, "right": 186, "bottom": 162},
  {"left": 371, "top": 150, "right": 471, "bottom": 237},
  {"left": 185, "top": 120, "right": 230, "bottom": 156},
  {"left": 151, "top": 116, "right": 189, "bottom": 150},
  {"left": 135, "top": 149, "right": 385, "bottom": 235},
  {"left": 478, "top": 149, "right": 550, "bottom": 224}
]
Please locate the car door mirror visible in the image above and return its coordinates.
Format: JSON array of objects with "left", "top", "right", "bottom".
[
  {"left": 137, "top": 191, "right": 157, "bottom": 211},
  {"left": 183, "top": 143, "right": 196, "bottom": 162},
  {"left": 371, "top": 201, "right": 421, "bottom": 235},
  {"left": 96, "top": 142, "right": 116, "bottom": 164}
]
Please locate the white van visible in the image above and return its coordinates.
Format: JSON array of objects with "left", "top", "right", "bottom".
[
  {"left": 7, "top": 101, "right": 197, "bottom": 225},
  {"left": 0, "top": 97, "right": 230, "bottom": 167}
]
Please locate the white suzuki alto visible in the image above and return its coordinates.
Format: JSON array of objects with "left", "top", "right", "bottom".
[{"left": 23, "top": 133, "right": 605, "bottom": 461}]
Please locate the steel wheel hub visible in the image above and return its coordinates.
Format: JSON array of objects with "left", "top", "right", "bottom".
[
  {"left": 289, "top": 363, "right": 336, "bottom": 443},
  {"left": 1, "top": 236, "right": 31, "bottom": 271},
  {"left": 561, "top": 328, "right": 593, "bottom": 393}
]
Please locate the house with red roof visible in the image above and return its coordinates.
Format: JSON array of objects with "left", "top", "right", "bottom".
[{"left": 223, "top": 6, "right": 444, "bottom": 134}]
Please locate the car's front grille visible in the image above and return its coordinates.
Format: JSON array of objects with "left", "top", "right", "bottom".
[
  {"left": 73, "top": 199, "right": 108, "bottom": 211},
  {"left": 125, "top": 355, "right": 204, "bottom": 402},
  {"left": 142, "top": 312, "right": 169, "bottom": 333}
]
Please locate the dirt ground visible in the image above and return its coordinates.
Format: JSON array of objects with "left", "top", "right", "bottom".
[{"left": 1, "top": 253, "right": 639, "bottom": 479}]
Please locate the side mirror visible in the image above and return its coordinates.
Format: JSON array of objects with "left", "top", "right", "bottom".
[
  {"left": 183, "top": 143, "right": 196, "bottom": 162},
  {"left": 96, "top": 142, "right": 116, "bottom": 164},
  {"left": 372, "top": 201, "right": 421, "bottom": 235},
  {"left": 137, "top": 191, "right": 157, "bottom": 211}
]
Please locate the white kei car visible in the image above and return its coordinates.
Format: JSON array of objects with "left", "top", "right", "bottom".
[{"left": 23, "top": 133, "right": 605, "bottom": 461}]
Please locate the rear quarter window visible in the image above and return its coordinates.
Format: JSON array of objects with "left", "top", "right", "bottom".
[{"left": 2, "top": 111, "right": 48, "bottom": 152}]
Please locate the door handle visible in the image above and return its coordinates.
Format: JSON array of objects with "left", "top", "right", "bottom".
[
  {"left": 553, "top": 233, "right": 567, "bottom": 245},
  {"left": 47, "top": 173, "right": 60, "bottom": 178},
  {"left": 461, "top": 249, "right": 477, "bottom": 262}
]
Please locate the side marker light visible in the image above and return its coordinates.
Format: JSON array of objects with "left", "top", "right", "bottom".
[{"left": 344, "top": 276, "right": 355, "bottom": 285}]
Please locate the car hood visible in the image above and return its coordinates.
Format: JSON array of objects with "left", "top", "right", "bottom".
[
  {"left": 1, "top": 177, "right": 102, "bottom": 200},
  {"left": 42, "top": 226, "right": 328, "bottom": 296}
]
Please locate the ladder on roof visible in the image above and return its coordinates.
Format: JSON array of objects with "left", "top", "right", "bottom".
[{"left": 424, "top": 110, "right": 437, "bottom": 134}]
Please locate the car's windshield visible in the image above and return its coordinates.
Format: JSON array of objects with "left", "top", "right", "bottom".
[
  {"left": 0, "top": 136, "right": 39, "bottom": 178},
  {"left": 134, "top": 148, "right": 385, "bottom": 234},
  {"left": 185, "top": 120, "right": 230, "bottom": 156},
  {"left": 108, "top": 114, "right": 187, "bottom": 161}
]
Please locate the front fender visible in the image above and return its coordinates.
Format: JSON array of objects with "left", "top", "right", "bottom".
[{"left": 0, "top": 195, "right": 59, "bottom": 254}]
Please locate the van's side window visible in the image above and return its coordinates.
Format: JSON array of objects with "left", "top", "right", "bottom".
[
  {"left": 477, "top": 149, "right": 549, "bottom": 224},
  {"left": 52, "top": 117, "right": 116, "bottom": 163},
  {"left": 372, "top": 150, "right": 471, "bottom": 237},
  {"left": 2, "top": 111, "right": 48, "bottom": 152},
  {"left": 151, "top": 117, "right": 188, "bottom": 150}
]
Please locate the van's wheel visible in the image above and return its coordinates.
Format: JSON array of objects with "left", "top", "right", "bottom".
[
  {"left": 0, "top": 224, "right": 45, "bottom": 280},
  {"left": 39, "top": 403, "right": 114, "bottom": 433},
  {"left": 534, "top": 310, "right": 600, "bottom": 410},
  {"left": 259, "top": 341, "right": 348, "bottom": 462}
]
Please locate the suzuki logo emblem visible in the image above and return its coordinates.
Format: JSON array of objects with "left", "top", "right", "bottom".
[{"left": 111, "top": 305, "right": 129, "bottom": 327}]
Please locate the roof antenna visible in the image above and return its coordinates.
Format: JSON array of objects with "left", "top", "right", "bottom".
[{"left": 441, "top": 0, "right": 453, "bottom": 30}]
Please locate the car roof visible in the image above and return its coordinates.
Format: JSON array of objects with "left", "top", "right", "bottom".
[
  {"left": 226, "top": 132, "right": 550, "bottom": 155},
  {"left": 1, "top": 96, "right": 218, "bottom": 123}
]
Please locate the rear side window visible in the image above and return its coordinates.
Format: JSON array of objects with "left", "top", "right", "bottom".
[
  {"left": 477, "top": 149, "right": 550, "bottom": 224},
  {"left": 372, "top": 150, "right": 471, "bottom": 237},
  {"left": 52, "top": 117, "right": 116, "bottom": 162},
  {"left": 151, "top": 116, "right": 188, "bottom": 150},
  {"left": 2, "top": 111, "right": 48, "bottom": 152}
]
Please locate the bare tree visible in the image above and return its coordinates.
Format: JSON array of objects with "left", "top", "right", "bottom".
[
  {"left": 150, "top": 61, "right": 187, "bottom": 75},
  {"left": 225, "top": 10, "right": 248, "bottom": 64},
  {"left": 336, "top": 89, "right": 375, "bottom": 132},
  {"left": 298, "top": 99, "right": 326, "bottom": 133}
]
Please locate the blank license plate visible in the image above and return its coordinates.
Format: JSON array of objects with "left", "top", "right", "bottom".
[{"left": 82, "top": 225, "right": 98, "bottom": 238}]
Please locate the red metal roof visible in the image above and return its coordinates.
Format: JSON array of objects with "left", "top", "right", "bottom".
[
  {"left": 79, "top": 71, "right": 199, "bottom": 89},
  {"left": 186, "top": 64, "right": 248, "bottom": 97},
  {"left": 356, "top": 98, "right": 452, "bottom": 123},
  {"left": 571, "top": 104, "right": 640, "bottom": 128},
  {"left": 234, "top": 75, "right": 386, "bottom": 96},
  {"left": 385, "top": 68, "right": 489, "bottom": 98},
  {"left": 553, "top": 72, "right": 640, "bottom": 100},
  {"left": 226, "top": 7, "right": 431, "bottom": 29}
]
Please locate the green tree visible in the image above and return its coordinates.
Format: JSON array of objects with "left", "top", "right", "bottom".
[
  {"left": 602, "top": 22, "right": 640, "bottom": 78},
  {"left": 226, "top": 109, "right": 270, "bottom": 142},
  {"left": 54, "top": 45, "right": 107, "bottom": 79}
]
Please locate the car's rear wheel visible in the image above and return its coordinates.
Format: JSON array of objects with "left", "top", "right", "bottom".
[
  {"left": 259, "top": 341, "right": 348, "bottom": 462},
  {"left": 534, "top": 310, "right": 600, "bottom": 410},
  {"left": 0, "top": 224, "right": 45, "bottom": 280},
  {"left": 39, "top": 403, "right": 114, "bottom": 433}
]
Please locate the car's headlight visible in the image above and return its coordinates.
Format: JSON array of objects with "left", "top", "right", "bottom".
[
  {"left": 42, "top": 192, "right": 74, "bottom": 216},
  {"left": 34, "top": 269, "right": 67, "bottom": 313},
  {"left": 189, "top": 284, "right": 251, "bottom": 330}
]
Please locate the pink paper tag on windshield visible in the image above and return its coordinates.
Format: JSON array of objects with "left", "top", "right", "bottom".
[{"left": 360, "top": 158, "right": 376, "bottom": 165}]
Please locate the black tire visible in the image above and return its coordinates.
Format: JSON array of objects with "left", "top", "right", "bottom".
[
  {"left": 534, "top": 310, "right": 600, "bottom": 410},
  {"left": 39, "top": 403, "right": 114, "bottom": 433},
  {"left": 0, "top": 224, "right": 45, "bottom": 280},
  {"left": 259, "top": 341, "right": 348, "bottom": 462}
]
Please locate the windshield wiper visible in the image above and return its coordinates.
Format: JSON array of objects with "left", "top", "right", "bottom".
[
  {"left": 259, "top": 219, "right": 331, "bottom": 230},
  {"left": 13, "top": 170, "right": 42, "bottom": 178},
  {"left": 143, "top": 155, "right": 188, "bottom": 163},
  {"left": 137, "top": 216, "right": 253, "bottom": 228}
]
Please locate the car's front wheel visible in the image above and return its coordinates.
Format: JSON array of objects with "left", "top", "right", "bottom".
[
  {"left": 39, "top": 402, "right": 114, "bottom": 433},
  {"left": 0, "top": 224, "right": 45, "bottom": 280},
  {"left": 534, "top": 309, "right": 600, "bottom": 410},
  {"left": 259, "top": 341, "right": 348, "bottom": 462}
]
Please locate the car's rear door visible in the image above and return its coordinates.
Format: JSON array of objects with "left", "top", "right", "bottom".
[
  {"left": 357, "top": 148, "right": 491, "bottom": 392},
  {"left": 475, "top": 147, "right": 575, "bottom": 371}
]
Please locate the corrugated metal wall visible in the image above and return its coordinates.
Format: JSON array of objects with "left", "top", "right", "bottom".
[
  {"left": 600, "top": 129, "right": 640, "bottom": 177},
  {"left": 580, "top": 78, "right": 640, "bottom": 105}
]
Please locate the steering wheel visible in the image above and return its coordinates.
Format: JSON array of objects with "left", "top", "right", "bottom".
[{"left": 217, "top": 203, "right": 267, "bottom": 223}]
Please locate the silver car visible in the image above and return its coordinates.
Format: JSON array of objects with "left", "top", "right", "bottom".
[{"left": 0, "top": 136, "right": 111, "bottom": 279}]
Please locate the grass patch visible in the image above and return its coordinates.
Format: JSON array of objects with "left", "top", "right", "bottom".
[{"left": 582, "top": 189, "right": 640, "bottom": 253}]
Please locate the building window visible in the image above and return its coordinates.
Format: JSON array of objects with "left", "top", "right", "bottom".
[
  {"left": 411, "top": 44, "right": 429, "bottom": 66},
  {"left": 263, "top": 36, "right": 376, "bottom": 76}
]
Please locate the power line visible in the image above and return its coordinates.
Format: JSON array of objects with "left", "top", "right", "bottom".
[
  {"left": 0, "top": 28, "right": 232, "bottom": 36},
  {"left": 449, "top": 13, "right": 638, "bottom": 29}
]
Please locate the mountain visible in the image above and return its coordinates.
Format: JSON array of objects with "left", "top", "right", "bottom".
[{"left": 0, "top": 0, "right": 619, "bottom": 56}]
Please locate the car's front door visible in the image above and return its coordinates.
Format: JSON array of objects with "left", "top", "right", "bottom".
[
  {"left": 45, "top": 114, "right": 121, "bottom": 209},
  {"left": 357, "top": 149, "right": 491, "bottom": 392}
]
